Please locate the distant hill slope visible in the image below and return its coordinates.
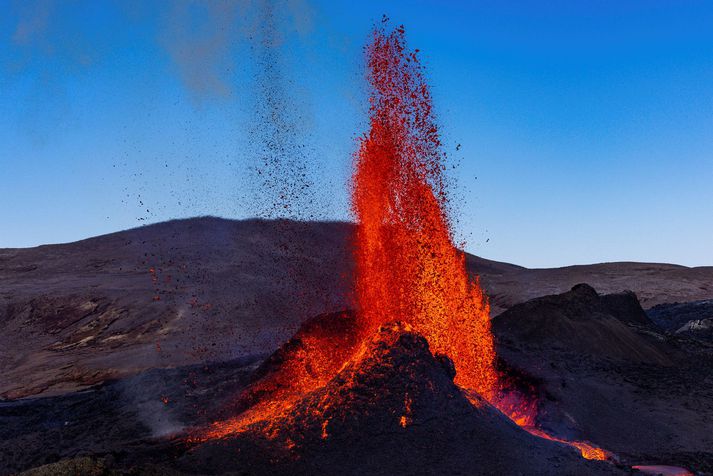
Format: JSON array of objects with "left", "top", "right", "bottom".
[
  {"left": 0, "top": 218, "right": 352, "bottom": 399},
  {"left": 491, "top": 285, "right": 713, "bottom": 469},
  {"left": 1, "top": 217, "right": 712, "bottom": 399},
  {"left": 470, "top": 256, "right": 713, "bottom": 314}
]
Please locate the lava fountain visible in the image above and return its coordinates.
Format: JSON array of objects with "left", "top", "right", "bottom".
[
  {"left": 351, "top": 23, "right": 496, "bottom": 399},
  {"left": 352, "top": 22, "right": 608, "bottom": 462}
]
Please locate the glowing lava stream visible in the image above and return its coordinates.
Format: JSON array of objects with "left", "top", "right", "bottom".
[{"left": 195, "top": 22, "right": 609, "bottom": 463}]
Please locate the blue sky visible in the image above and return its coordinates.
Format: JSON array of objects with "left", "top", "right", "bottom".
[{"left": 1, "top": 0, "right": 712, "bottom": 268}]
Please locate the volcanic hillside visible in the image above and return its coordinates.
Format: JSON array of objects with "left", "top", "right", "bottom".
[
  {"left": 2, "top": 244, "right": 712, "bottom": 474},
  {"left": 492, "top": 285, "right": 713, "bottom": 472},
  {"left": 178, "top": 322, "right": 621, "bottom": 476},
  {"left": 1, "top": 319, "right": 625, "bottom": 475},
  {"left": 2, "top": 217, "right": 713, "bottom": 400}
]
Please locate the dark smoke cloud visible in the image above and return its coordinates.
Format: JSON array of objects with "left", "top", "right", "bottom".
[
  {"left": 5, "top": 1, "right": 87, "bottom": 144},
  {"left": 6, "top": 0, "right": 316, "bottom": 99},
  {"left": 285, "top": 0, "right": 315, "bottom": 37},
  {"left": 11, "top": 0, "right": 54, "bottom": 47},
  {"left": 7, "top": 0, "right": 99, "bottom": 71},
  {"left": 157, "top": 0, "right": 247, "bottom": 99},
  {"left": 157, "top": 0, "right": 316, "bottom": 101}
]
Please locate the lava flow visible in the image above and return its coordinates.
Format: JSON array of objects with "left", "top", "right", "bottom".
[{"left": 195, "top": 22, "right": 609, "bottom": 463}]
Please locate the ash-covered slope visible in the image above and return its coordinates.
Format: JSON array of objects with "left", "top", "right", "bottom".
[
  {"left": 180, "top": 322, "right": 622, "bottom": 476},
  {"left": 0, "top": 218, "right": 353, "bottom": 399}
]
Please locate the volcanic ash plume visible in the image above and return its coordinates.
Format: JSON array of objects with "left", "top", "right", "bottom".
[{"left": 249, "top": 0, "right": 315, "bottom": 220}]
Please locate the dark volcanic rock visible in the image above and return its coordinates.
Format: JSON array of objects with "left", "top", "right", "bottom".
[
  {"left": 4, "top": 321, "right": 624, "bottom": 475},
  {"left": 491, "top": 285, "right": 713, "bottom": 473},
  {"left": 0, "top": 357, "right": 259, "bottom": 476},
  {"left": 181, "top": 322, "right": 622, "bottom": 475},
  {"left": 493, "top": 284, "right": 672, "bottom": 364},
  {"left": 600, "top": 290, "right": 653, "bottom": 326},
  {"left": 4, "top": 300, "right": 710, "bottom": 474},
  {"left": 647, "top": 299, "right": 713, "bottom": 334}
]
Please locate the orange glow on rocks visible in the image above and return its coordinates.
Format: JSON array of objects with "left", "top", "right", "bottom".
[
  {"left": 399, "top": 393, "right": 412, "bottom": 428},
  {"left": 193, "top": 311, "right": 361, "bottom": 441},
  {"left": 528, "top": 428, "right": 610, "bottom": 461}
]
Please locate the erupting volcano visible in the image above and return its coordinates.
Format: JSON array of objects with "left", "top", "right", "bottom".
[
  {"left": 193, "top": 21, "right": 609, "bottom": 466},
  {"left": 4, "top": 3, "right": 712, "bottom": 476}
]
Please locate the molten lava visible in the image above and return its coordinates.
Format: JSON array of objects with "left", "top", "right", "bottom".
[
  {"left": 351, "top": 23, "right": 497, "bottom": 399},
  {"left": 351, "top": 22, "right": 608, "bottom": 463}
]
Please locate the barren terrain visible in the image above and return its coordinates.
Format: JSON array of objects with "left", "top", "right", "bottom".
[
  {"left": 2, "top": 218, "right": 713, "bottom": 474},
  {"left": 2, "top": 217, "right": 712, "bottom": 400}
]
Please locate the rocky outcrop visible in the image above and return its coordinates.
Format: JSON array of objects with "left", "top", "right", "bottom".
[
  {"left": 647, "top": 299, "right": 713, "bottom": 338},
  {"left": 491, "top": 285, "right": 713, "bottom": 472},
  {"left": 492, "top": 284, "right": 672, "bottom": 365}
]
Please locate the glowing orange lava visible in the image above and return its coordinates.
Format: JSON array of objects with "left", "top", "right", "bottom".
[
  {"left": 351, "top": 23, "right": 608, "bottom": 462},
  {"left": 351, "top": 23, "right": 497, "bottom": 399},
  {"left": 528, "top": 427, "right": 610, "bottom": 461},
  {"left": 193, "top": 311, "right": 361, "bottom": 441}
]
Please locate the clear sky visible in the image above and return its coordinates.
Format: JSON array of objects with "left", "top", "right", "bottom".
[{"left": 1, "top": 0, "right": 712, "bottom": 268}]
